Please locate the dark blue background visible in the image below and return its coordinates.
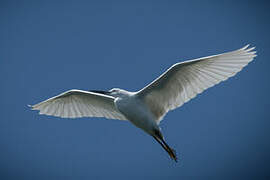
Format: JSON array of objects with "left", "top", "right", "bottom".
[{"left": 1, "top": 1, "right": 270, "bottom": 179}]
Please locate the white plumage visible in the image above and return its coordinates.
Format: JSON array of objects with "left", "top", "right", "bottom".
[
  {"left": 30, "top": 45, "right": 256, "bottom": 162},
  {"left": 138, "top": 45, "right": 256, "bottom": 123},
  {"left": 31, "top": 90, "right": 127, "bottom": 120}
]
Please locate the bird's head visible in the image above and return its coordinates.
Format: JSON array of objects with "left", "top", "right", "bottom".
[
  {"left": 108, "top": 88, "right": 128, "bottom": 98},
  {"left": 90, "top": 88, "right": 130, "bottom": 98}
]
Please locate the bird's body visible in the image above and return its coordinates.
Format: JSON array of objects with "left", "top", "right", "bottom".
[
  {"left": 30, "top": 45, "right": 256, "bottom": 162},
  {"left": 114, "top": 91, "right": 159, "bottom": 135}
]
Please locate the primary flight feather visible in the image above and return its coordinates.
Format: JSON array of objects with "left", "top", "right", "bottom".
[{"left": 30, "top": 45, "right": 256, "bottom": 162}]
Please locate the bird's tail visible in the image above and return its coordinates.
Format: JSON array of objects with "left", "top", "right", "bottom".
[{"left": 153, "top": 132, "right": 177, "bottom": 162}]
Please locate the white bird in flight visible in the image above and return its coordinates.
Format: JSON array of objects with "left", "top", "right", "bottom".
[{"left": 30, "top": 45, "right": 256, "bottom": 162}]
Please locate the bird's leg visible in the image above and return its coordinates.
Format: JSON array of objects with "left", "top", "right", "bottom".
[
  {"left": 153, "top": 136, "right": 171, "bottom": 156},
  {"left": 152, "top": 133, "right": 177, "bottom": 162},
  {"left": 159, "top": 137, "right": 177, "bottom": 162}
]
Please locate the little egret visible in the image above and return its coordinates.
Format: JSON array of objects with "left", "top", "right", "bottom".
[{"left": 29, "top": 45, "right": 256, "bottom": 162}]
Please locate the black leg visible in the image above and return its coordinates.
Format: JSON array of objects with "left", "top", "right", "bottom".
[
  {"left": 153, "top": 136, "right": 171, "bottom": 155},
  {"left": 152, "top": 135, "right": 178, "bottom": 162}
]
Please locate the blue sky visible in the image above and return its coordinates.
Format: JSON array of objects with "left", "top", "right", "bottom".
[{"left": 1, "top": 1, "right": 270, "bottom": 179}]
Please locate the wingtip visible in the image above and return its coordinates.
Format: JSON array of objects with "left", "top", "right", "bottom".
[
  {"left": 246, "top": 46, "right": 256, "bottom": 52},
  {"left": 239, "top": 44, "right": 256, "bottom": 57},
  {"left": 27, "top": 104, "right": 34, "bottom": 109},
  {"left": 241, "top": 44, "right": 250, "bottom": 50}
]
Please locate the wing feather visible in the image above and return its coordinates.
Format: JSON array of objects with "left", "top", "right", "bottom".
[
  {"left": 138, "top": 45, "right": 256, "bottom": 123},
  {"left": 30, "top": 89, "right": 127, "bottom": 120}
]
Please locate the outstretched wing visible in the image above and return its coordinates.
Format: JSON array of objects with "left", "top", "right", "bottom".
[
  {"left": 29, "top": 89, "right": 127, "bottom": 120},
  {"left": 138, "top": 45, "right": 256, "bottom": 123}
]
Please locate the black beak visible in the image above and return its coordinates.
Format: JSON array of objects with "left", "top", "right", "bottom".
[{"left": 89, "top": 90, "right": 110, "bottom": 95}]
